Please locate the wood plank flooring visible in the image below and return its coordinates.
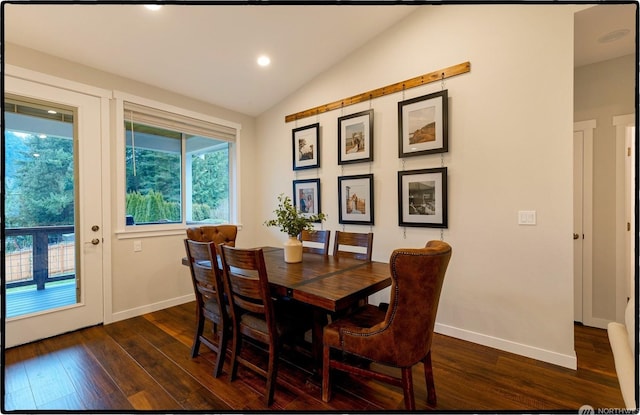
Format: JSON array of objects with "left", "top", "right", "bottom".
[{"left": 3, "top": 301, "right": 626, "bottom": 412}]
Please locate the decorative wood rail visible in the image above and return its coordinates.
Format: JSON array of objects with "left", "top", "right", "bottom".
[{"left": 285, "top": 61, "right": 470, "bottom": 123}]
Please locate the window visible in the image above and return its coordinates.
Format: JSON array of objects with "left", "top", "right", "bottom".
[{"left": 118, "top": 97, "right": 239, "bottom": 232}]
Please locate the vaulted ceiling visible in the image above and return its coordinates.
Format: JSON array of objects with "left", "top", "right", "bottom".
[{"left": 4, "top": 3, "right": 636, "bottom": 117}]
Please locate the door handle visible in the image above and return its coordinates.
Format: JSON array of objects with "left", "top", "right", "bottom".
[
  {"left": 573, "top": 233, "right": 580, "bottom": 240},
  {"left": 91, "top": 238, "right": 100, "bottom": 245}
]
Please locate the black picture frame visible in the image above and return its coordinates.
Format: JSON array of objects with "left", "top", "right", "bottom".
[
  {"left": 398, "top": 167, "right": 448, "bottom": 228},
  {"left": 337, "top": 173, "right": 374, "bottom": 225},
  {"left": 338, "top": 109, "right": 373, "bottom": 165},
  {"left": 398, "top": 90, "right": 448, "bottom": 158},
  {"left": 292, "top": 123, "right": 320, "bottom": 170},
  {"left": 292, "top": 178, "right": 322, "bottom": 221}
]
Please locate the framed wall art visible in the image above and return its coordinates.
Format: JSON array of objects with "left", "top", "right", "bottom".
[
  {"left": 398, "top": 167, "right": 447, "bottom": 228},
  {"left": 398, "top": 90, "right": 448, "bottom": 158},
  {"left": 338, "top": 109, "right": 373, "bottom": 165},
  {"left": 293, "top": 178, "right": 322, "bottom": 220},
  {"left": 292, "top": 123, "right": 320, "bottom": 170},
  {"left": 337, "top": 174, "right": 374, "bottom": 225}
]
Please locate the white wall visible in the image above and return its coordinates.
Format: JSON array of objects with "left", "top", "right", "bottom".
[{"left": 256, "top": 5, "right": 580, "bottom": 368}]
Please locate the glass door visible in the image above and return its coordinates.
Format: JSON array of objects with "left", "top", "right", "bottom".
[
  {"left": 4, "top": 76, "right": 104, "bottom": 347},
  {"left": 4, "top": 98, "right": 78, "bottom": 317}
]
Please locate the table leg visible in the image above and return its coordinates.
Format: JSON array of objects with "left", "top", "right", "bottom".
[{"left": 311, "top": 308, "right": 328, "bottom": 366}]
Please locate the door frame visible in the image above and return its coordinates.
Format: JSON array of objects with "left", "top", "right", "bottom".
[
  {"left": 4, "top": 65, "right": 112, "bottom": 346},
  {"left": 614, "top": 113, "right": 635, "bottom": 322},
  {"left": 574, "top": 120, "right": 599, "bottom": 327}
]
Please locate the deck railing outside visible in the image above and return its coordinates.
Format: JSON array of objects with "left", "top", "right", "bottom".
[{"left": 5, "top": 225, "right": 75, "bottom": 290}]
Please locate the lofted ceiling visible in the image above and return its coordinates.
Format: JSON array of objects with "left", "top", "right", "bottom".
[
  {"left": 3, "top": 3, "right": 636, "bottom": 117},
  {"left": 3, "top": 3, "right": 417, "bottom": 116},
  {"left": 574, "top": 3, "right": 636, "bottom": 68}
]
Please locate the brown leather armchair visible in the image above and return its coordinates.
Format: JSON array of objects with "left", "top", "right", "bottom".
[
  {"left": 186, "top": 225, "right": 238, "bottom": 246},
  {"left": 321, "top": 240, "right": 452, "bottom": 410}
]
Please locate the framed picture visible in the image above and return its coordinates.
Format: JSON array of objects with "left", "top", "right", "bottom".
[
  {"left": 398, "top": 167, "right": 448, "bottom": 228},
  {"left": 293, "top": 178, "right": 322, "bottom": 220},
  {"left": 338, "top": 109, "right": 373, "bottom": 165},
  {"left": 292, "top": 123, "right": 320, "bottom": 170},
  {"left": 338, "top": 174, "right": 374, "bottom": 225},
  {"left": 398, "top": 90, "right": 448, "bottom": 158}
]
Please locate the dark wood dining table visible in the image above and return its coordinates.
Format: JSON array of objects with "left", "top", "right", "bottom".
[
  {"left": 259, "top": 247, "right": 391, "bottom": 363},
  {"left": 183, "top": 246, "right": 392, "bottom": 364}
]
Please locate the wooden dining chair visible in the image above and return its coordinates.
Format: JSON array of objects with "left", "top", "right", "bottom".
[
  {"left": 219, "top": 245, "right": 308, "bottom": 406},
  {"left": 298, "top": 229, "right": 331, "bottom": 255},
  {"left": 332, "top": 230, "right": 373, "bottom": 261},
  {"left": 183, "top": 239, "right": 230, "bottom": 378},
  {"left": 322, "top": 240, "right": 452, "bottom": 410}
]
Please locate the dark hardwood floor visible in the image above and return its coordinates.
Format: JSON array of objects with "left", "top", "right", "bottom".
[{"left": 3, "top": 301, "right": 626, "bottom": 412}]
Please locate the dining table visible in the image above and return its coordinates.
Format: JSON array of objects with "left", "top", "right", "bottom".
[
  {"left": 183, "top": 246, "right": 392, "bottom": 364},
  {"left": 261, "top": 247, "right": 392, "bottom": 363}
]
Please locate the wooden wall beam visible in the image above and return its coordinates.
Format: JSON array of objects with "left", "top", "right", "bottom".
[{"left": 285, "top": 61, "right": 470, "bottom": 123}]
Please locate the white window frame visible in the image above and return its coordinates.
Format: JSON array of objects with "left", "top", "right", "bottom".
[{"left": 113, "top": 91, "right": 241, "bottom": 239}]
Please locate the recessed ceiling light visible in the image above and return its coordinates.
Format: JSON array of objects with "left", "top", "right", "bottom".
[
  {"left": 144, "top": 5, "right": 162, "bottom": 11},
  {"left": 598, "top": 29, "right": 630, "bottom": 43},
  {"left": 47, "top": 110, "right": 57, "bottom": 114},
  {"left": 257, "top": 55, "right": 271, "bottom": 67}
]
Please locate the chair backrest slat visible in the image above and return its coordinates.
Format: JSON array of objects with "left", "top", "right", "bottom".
[
  {"left": 219, "top": 245, "right": 275, "bottom": 330},
  {"left": 184, "top": 239, "right": 226, "bottom": 319},
  {"left": 299, "top": 229, "right": 331, "bottom": 255},
  {"left": 333, "top": 231, "right": 373, "bottom": 261}
]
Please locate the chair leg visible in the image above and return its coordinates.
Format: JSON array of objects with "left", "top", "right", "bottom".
[
  {"left": 229, "top": 330, "right": 241, "bottom": 381},
  {"left": 321, "top": 344, "right": 331, "bottom": 402},
  {"left": 264, "top": 344, "right": 278, "bottom": 406},
  {"left": 212, "top": 324, "right": 228, "bottom": 378},
  {"left": 191, "top": 313, "right": 204, "bottom": 358},
  {"left": 401, "top": 367, "right": 416, "bottom": 410},
  {"left": 423, "top": 352, "right": 436, "bottom": 406}
]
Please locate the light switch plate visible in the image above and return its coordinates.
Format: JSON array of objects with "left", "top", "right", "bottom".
[{"left": 518, "top": 210, "right": 536, "bottom": 225}]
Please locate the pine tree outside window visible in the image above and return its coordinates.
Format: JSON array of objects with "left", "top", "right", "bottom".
[{"left": 121, "top": 98, "right": 238, "bottom": 229}]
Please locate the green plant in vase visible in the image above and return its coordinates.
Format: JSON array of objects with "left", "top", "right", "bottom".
[{"left": 264, "top": 193, "right": 326, "bottom": 263}]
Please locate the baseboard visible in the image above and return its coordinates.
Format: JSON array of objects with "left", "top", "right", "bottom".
[
  {"left": 582, "top": 316, "right": 611, "bottom": 330},
  {"left": 435, "top": 323, "right": 578, "bottom": 370},
  {"left": 109, "top": 293, "right": 195, "bottom": 323}
]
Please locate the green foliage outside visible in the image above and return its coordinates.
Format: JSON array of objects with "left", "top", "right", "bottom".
[
  {"left": 5, "top": 133, "right": 74, "bottom": 228},
  {"left": 124, "top": 136, "right": 229, "bottom": 224},
  {"left": 5, "top": 125, "right": 230, "bottom": 231},
  {"left": 190, "top": 147, "right": 229, "bottom": 211},
  {"left": 125, "top": 190, "right": 181, "bottom": 223}
]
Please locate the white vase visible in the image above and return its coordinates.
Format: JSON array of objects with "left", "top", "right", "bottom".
[{"left": 283, "top": 236, "right": 303, "bottom": 263}]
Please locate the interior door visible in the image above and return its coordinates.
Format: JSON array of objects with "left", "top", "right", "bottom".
[
  {"left": 4, "top": 76, "right": 104, "bottom": 347},
  {"left": 574, "top": 120, "right": 603, "bottom": 328},
  {"left": 573, "top": 130, "right": 584, "bottom": 323},
  {"left": 624, "top": 126, "right": 635, "bottom": 300}
]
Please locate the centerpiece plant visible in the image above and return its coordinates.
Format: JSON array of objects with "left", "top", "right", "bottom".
[{"left": 264, "top": 193, "right": 326, "bottom": 263}]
